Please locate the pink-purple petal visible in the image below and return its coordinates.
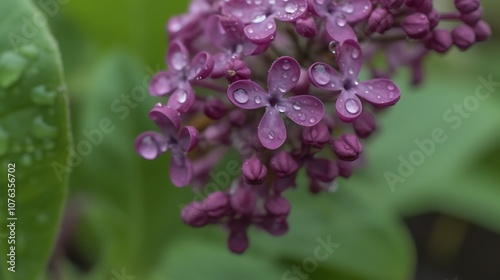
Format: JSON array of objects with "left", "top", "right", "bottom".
[
  {"left": 336, "top": 89, "right": 363, "bottom": 122},
  {"left": 354, "top": 79, "right": 401, "bottom": 107},
  {"left": 222, "top": 0, "right": 266, "bottom": 24},
  {"left": 167, "top": 41, "right": 190, "bottom": 71},
  {"left": 268, "top": 56, "right": 301, "bottom": 97},
  {"left": 337, "top": 39, "right": 363, "bottom": 80},
  {"left": 326, "top": 14, "right": 358, "bottom": 43},
  {"left": 274, "top": 0, "right": 308, "bottom": 22},
  {"left": 258, "top": 107, "right": 287, "bottom": 150},
  {"left": 170, "top": 151, "right": 193, "bottom": 187},
  {"left": 285, "top": 95, "right": 325, "bottom": 127},
  {"left": 244, "top": 17, "right": 277, "bottom": 45},
  {"left": 167, "top": 86, "right": 196, "bottom": 113},
  {"left": 134, "top": 131, "right": 168, "bottom": 160},
  {"left": 342, "top": 0, "right": 372, "bottom": 23},
  {"left": 308, "top": 62, "right": 344, "bottom": 91},
  {"left": 179, "top": 126, "right": 200, "bottom": 152},
  {"left": 206, "top": 15, "right": 234, "bottom": 50},
  {"left": 309, "top": 0, "right": 329, "bottom": 17},
  {"left": 227, "top": 80, "right": 269, "bottom": 109},
  {"left": 149, "top": 106, "right": 181, "bottom": 136},
  {"left": 149, "top": 71, "right": 181, "bottom": 96},
  {"left": 187, "top": 51, "right": 214, "bottom": 81}
]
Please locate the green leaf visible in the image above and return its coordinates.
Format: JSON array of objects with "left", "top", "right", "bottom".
[{"left": 0, "top": 0, "right": 72, "bottom": 279}]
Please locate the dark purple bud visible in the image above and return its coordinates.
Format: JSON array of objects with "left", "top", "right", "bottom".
[
  {"left": 228, "top": 230, "right": 249, "bottom": 254},
  {"left": 405, "top": 0, "right": 426, "bottom": 8},
  {"left": 460, "top": 7, "right": 483, "bottom": 26},
  {"left": 230, "top": 187, "right": 257, "bottom": 215},
  {"left": 295, "top": 16, "right": 318, "bottom": 38},
  {"left": 353, "top": 112, "right": 377, "bottom": 138},
  {"left": 368, "top": 8, "right": 394, "bottom": 34},
  {"left": 338, "top": 160, "right": 354, "bottom": 178},
  {"left": 332, "top": 134, "right": 363, "bottom": 161},
  {"left": 225, "top": 59, "right": 251, "bottom": 84},
  {"left": 416, "top": 0, "right": 433, "bottom": 13},
  {"left": 181, "top": 202, "right": 208, "bottom": 227},
  {"left": 380, "top": 0, "right": 404, "bottom": 10},
  {"left": 229, "top": 110, "right": 246, "bottom": 127},
  {"left": 426, "top": 9, "right": 440, "bottom": 29},
  {"left": 270, "top": 151, "right": 299, "bottom": 178},
  {"left": 242, "top": 157, "right": 267, "bottom": 185},
  {"left": 455, "top": 0, "right": 480, "bottom": 14},
  {"left": 452, "top": 24, "right": 476, "bottom": 50},
  {"left": 203, "top": 191, "right": 229, "bottom": 218},
  {"left": 203, "top": 99, "right": 228, "bottom": 120},
  {"left": 306, "top": 158, "right": 339, "bottom": 182},
  {"left": 302, "top": 123, "right": 331, "bottom": 149},
  {"left": 273, "top": 176, "right": 297, "bottom": 193},
  {"left": 265, "top": 196, "right": 291, "bottom": 217},
  {"left": 261, "top": 218, "right": 289, "bottom": 236},
  {"left": 425, "top": 29, "right": 453, "bottom": 53},
  {"left": 402, "top": 13, "right": 430, "bottom": 39},
  {"left": 473, "top": 21, "right": 492, "bottom": 42}
]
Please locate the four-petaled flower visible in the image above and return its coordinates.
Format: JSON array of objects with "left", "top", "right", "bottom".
[
  {"left": 310, "top": 0, "right": 372, "bottom": 43},
  {"left": 149, "top": 41, "right": 214, "bottom": 113},
  {"left": 309, "top": 39, "right": 401, "bottom": 122},
  {"left": 222, "top": 0, "right": 308, "bottom": 44},
  {"left": 135, "top": 106, "right": 199, "bottom": 187},
  {"left": 228, "top": 57, "right": 325, "bottom": 149}
]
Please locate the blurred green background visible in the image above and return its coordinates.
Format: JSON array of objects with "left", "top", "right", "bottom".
[{"left": 0, "top": 0, "right": 499, "bottom": 279}]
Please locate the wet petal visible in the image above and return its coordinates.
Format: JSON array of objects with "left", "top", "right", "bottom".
[
  {"left": 134, "top": 131, "right": 168, "bottom": 160},
  {"left": 170, "top": 151, "right": 193, "bottom": 187},
  {"left": 309, "top": 0, "right": 330, "bottom": 17},
  {"left": 341, "top": 0, "right": 372, "bottom": 23},
  {"left": 268, "top": 56, "right": 301, "bottom": 97},
  {"left": 222, "top": 0, "right": 268, "bottom": 24},
  {"left": 179, "top": 126, "right": 199, "bottom": 152},
  {"left": 167, "top": 85, "right": 195, "bottom": 113},
  {"left": 326, "top": 14, "right": 357, "bottom": 43},
  {"left": 227, "top": 80, "right": 269, "bottom": 109},
  {"left": 187, "top": 51, "right": 214, "bottom": 80},
  {"left": 258, "top": 107, "right": 287, "bottom": 150},
  {"left": 354, "top": 79, "right": 401, "bottom": 107},
  {"left": 211, "top": 52, "right": 232, "bottom": 78},
  {"left": 149, "top": 70, "right": 181, "bottom": 96},
  {"left": 336, "top": 89, "right": 363, "bottom": 122},
  {"left": 308, "top": 62, "right": 344, "bottom": 91},
  {"left": 244, "top": 17, "right": 277, "bottom": 45},
  {"left": 274, "top": 0, "right": 308, "bottom": 22},
  {"left": 337, "top": 39, "right": 363, "bottom": 80},
  {"left": 167, "top": 41, "right": 190, "bottom": 71},
  {"left": 285, "top": 95, "right": 325, "bottom": 127},
  {"left": 149, "top": 106, "right": 180, "bottom": 136}
]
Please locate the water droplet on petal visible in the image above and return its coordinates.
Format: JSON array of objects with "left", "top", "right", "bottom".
[
  {"left": 328, "top": 41, "right": 338, "bottom": 54},
  {"left": 309, "top": 117, "right": 317, "bottom": 124},
  {"left": 312, "top": 64, "right": 330, "bottom": 86},
  {"left": 351, "top": 48, "right": 360, "bottom": 59},
  {"left": 291, "top": 75, "right": 298, "bottom": 82},
  {"left": 138, "top": 136, "right": 160, "bottom": 160},
  {"left": 293, "top": 102, "right": 301, "bottom": 111},
  {"left": 233, "top": 88, "right": 249, "bottom": 104},
  {"left": 284, "top": 3, "right": 298, "bottom": 14},
  {"left": 247, "top": 27, "right": 254, "bottom": 34},
  {"left": 177, "top": 90, "right": 188, "bottom": 103},
  {"left": 348, "top": 68, "right": 354, "bottom": 75},
  {"left": 171, "top": 52, "right": 188, "bottom": 70},
  {"left": 277, "top": 104, "right": 287, "bottom": 113},
  {"left": 254, "top": 96, "right": 262, "bottom": 104},
  {"left": 299, "top": 113, "right": 306, "bottom": 121},
  {"left": 342, "top": 3, "right": 354, "bottom": 14},
  {"left": 252, "top": 14, "right": 266, "bottom": 23},
  {"left": 278, "top": 86, "right": 287, "bottom": 93},
  {"left": 155, "top": 102, "right": 163, "bottom": 107},
  {"left": 268, "top": 131, "right": 275, "bottom": 139},
  {"left": 387, "top": 84, "right": 395, "bottom": 90},
  {"left": 336, "top": 15, "right": 347, "bottom": 27},
  {"left": 282, "top": 59, "right": 291, "bottom": 70},
  {"left": 345, "top": 98, "right": 360, "bottom": 114}
]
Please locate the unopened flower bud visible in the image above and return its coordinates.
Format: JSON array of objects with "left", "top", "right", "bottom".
[
  {"left": 228, "top": 230, "right": 249, "bottom": 254},
  {"left": 203, "top": 191, "right": 229, "bottom": 218},
  {"left": 270, "top": 151, "right": 298, "bottom": 177},
  {"left": 242, "top": 157, "right": 268, "bottom": 184},
  {"left": 460, "top": 7, "right": 483, "bottom": 26},
  {"left": 368, "top": 8, "right": 394, "bottom": 34},
  {"left": 302, "top": 123, "right": 331, "bottom": 148},
  {"left": 204, "top": 98, "right": 228, "bottom": 120},
  {"left": 455, "top": 0, "right": 480, "bottom": 14},
  {"left": 332, "top": 134, "right": 363, "bottom": 161},
  {"left": 473, "top": 21, "right": 492, "bottom": 42},
  {"left": 295, "top": 16, "right": 318, "bottom": 38},
  {"left": 306, "top": 158, "right": 339, "bottom": 182},
  {"left": 230, "top": 187, "right": 257, "bottom": 215},
  {"left": 402, "top": 13, "right": 430, "bottom": 39},
  {"left": 265, "top": 196, "right": 291, "bottom": 217},
  {"left": 181, "top": 202, "right": 208, "bottom": 227},
  {"left": 452, "top": 24, "right": 476, "bottom": 50},
  {"left": 353, "top": 112, "right": 377, "bottom": 138}
]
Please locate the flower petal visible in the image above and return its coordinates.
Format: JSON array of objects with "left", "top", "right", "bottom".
[
  {"left": 170, "top": 151, "right": 193, "bottom": 187},
  {"left": 222, "top": 0, "right": 267, "bottom": 24},
  {"left": 149, "top": 106, "right": 180, "bottom": 136},
  {"left": 211, "top": 52, "right": 232, "bottom": 78},
  {"left": 134, "top": 131, "right": 168, "bottom": 160},
  {"left": 285, "top": 95, "right": 325, "bottom": 127},
  {"left": 258, "top": 107, "right": 287, "bottom": 150},
  {"left": 206, "top": 15, "right": 234, "bottom": 50},
  {"left": 308, "top": 62, "right": 344, "bottom": 91},
  {"left": 187, "top": 51, "right": 214, "bottom": 81},
  {"left": 167, "top": 85, "right": 195, "bottom": 113},
  {"left": 336, "top": 89, "right": 363, "bottom": 122},
  {"left": 309, "top": 0, "right": 329, "bottom": 17},
  {"left": 337, "top": 39, "right": 363, "bottom": 80},
  {"left": 354, "top": 79, "right": 401, "bottom": 107},
  {"left": 274, "top": 0, "right": 308, "bottom": 22},
  {"left": 268, "top": 56, "right": 301, "bottom": 97},
  {"left": 227, "top": 80, "right": 269, "bottom": 109},
  {"left": 149, "top": 70, "right": 181, "bottom": 96},
  {"left": 326, "top": 14, "right": 357, "bottom": 43},
  {"left": 244, "top": 17, "right": 277, "bottom": 45},
  {"left": 179, "top": 126, "right": 199, "bottom": 152},
  {"left": 342, "top": 0, "right": 372, "bottom": 23},
  {"left": 167, "top": 41, "right": 190, "bottom": 71}
]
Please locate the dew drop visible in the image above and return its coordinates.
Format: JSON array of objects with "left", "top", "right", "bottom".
[
  {"left": 345, "top": 98, "right": 360, "bottom": 114},
  {"left": 233, "top": 88, "right": 249, "bottom": 104},
  {"left": 171, "top": 52, "right": 187, "bottom": 70},
  {"left": 328, "top": 41, "right": 338, "bottom": 54},
  {"left": 268, "top": 131, "right": 275, "bottom": 140},
  {"left": 336, "top": 15, "right": 347, "bottom": 27},
  {"left": 387, "top": 84, "right": 395, "bottom": 91},
  {"left": 254, "top": 96, "right": 262, "bottom": 104},
  {"left": 291, "top": 75, "right": 298, "bottom": 82},
  {"left": 138, "top": 136, "right": 160, "bottom": 160},
  {"left": 315, "top": 0, "right": 325, "bottom": 4},
  {"left": 277, "top": 104, "right": 287, "bottom": 112},
  {"left": 247, "top": 27, "right": 254, "bottom": 34},
  {"left": 155, "top": 102, "right": 163, "bottom": 107},
  {"left": 278, "top": 86, "right": 287, "bottom": 93},
  {"left": 284, "top": 3, "right": 298, "bottom": 13},
  {"left": 312, "top": 64, "right": 330, "bottom": 86},
  {"left": 293, "top": 102, "right": 301, "bottom": 111},
  {"left": 342, "top": 3, "right": 354, "bottom": 14},
  {"left": 299, "top": 113, "right": 306, "bottom": 121},
  {"left": 348, "top": 68, "right": 354, "bottom": 75},
  {"left": 351, "top": 48, "right": 360, "bottom": 59},
  {"left": 267, "top": 22, "right": 274, "bottom": 30},
  {"left": 309, "top": 116, "right": 317, "bottom": 124},
  {"left": 252, "top": 14, "right": 266, "bottom": 23},
  {"left": 31, "top": 85, "right": 56, "bottom": 105},
  {"left": 31, "top": 115, "right": 57, "bottom": 139},
  {"left": 283, "top": 72, "right": 288, "bottom": 79},
  {"left": 282, "top": 59, "right": 291, "bottom": 70},
  {"left": 0, "top": 51, "right": 29, "bottom": 88},
  {"left": 177, "top": 90, "right": 188, "bottom": 104},
  {"left": 0, "top": 126, "right": 9, "bottom": 157}
]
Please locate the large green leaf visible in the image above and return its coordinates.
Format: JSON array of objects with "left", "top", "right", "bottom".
[{"left": 0, "top": 0, "right": 71, "bottom": 279}]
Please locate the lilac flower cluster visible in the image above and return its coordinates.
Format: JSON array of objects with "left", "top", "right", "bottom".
[{"left": 135, "top": 0, "right": 490, "bottom": 253}]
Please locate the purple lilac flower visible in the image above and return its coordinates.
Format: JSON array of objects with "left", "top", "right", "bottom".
[
  {"left": 136, "top": 0, "right": 491, "bottom": 254},
  {"left": 135, "top": 106, "right": 199, "bottom": 187},
  {"left": 309, "top": 40, "right": 400, "bottom": 122},
  {"left": 227, "top": 57, "right": 325, "bottom": 149},
  {"left": 149, "top": 41, "right": 214, "bottom": 112}
]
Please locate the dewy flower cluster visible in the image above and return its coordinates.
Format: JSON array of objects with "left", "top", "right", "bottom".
[{"left": 135, "top": 0, "right": 490, "bottom": 253}]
